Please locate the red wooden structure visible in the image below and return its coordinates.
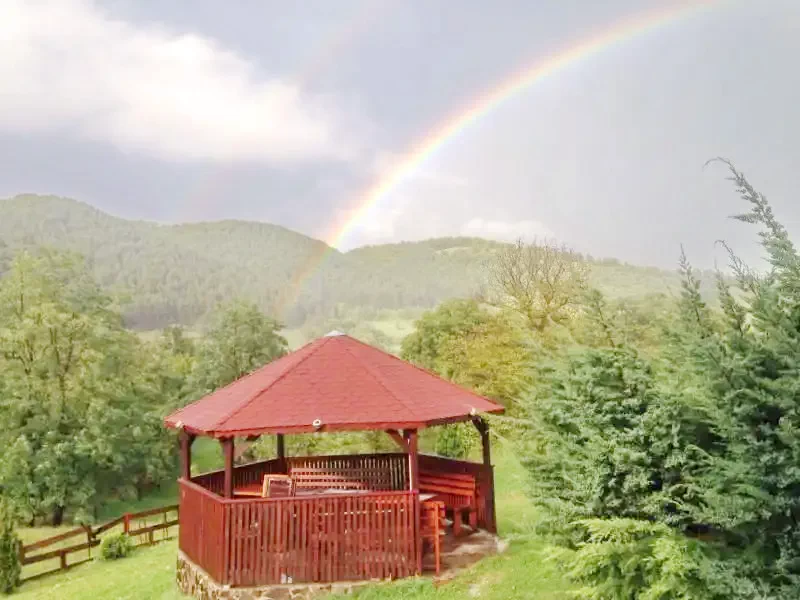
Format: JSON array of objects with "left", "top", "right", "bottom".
[{"left": 164, "top": 332, "right": 503, "bottom": 587}]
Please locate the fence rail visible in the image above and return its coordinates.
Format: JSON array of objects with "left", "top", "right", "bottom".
[{"left": 19, "top": 504, "right": 179, "bottom": 582}]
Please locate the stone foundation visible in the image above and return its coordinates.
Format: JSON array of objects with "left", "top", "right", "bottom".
[
  {"left": 177, "top": 530, "right": 503, "bottom": 599},
  {"left": 176, "top": 552, "right": 371, "bottom": 600}
]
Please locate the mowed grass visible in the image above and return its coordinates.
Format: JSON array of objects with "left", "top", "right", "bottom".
[
  {"left": 13, "top": 442, "right": 570, "bottom": 600},
  {"left": 13, "top": 539, "right": 185, "bottom": 600},
  {"left": 332, "top": 443, "right": 570, "bottom": 600}
]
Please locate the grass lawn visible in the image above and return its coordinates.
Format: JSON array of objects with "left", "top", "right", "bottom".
[
  {"left": 13, "top": 441, "right": 570, "bottom": 599},
  {"left": 13, "top": 539, "right": 185, "bottom": 600}
]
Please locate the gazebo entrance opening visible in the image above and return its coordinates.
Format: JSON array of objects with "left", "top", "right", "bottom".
[{"left": 166, "top": 333, "right": 503, "bottom": 588}]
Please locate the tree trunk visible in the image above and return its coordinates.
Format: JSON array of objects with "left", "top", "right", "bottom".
[{"left": 51, "top": 504, "right": 65, "bottom": 526}]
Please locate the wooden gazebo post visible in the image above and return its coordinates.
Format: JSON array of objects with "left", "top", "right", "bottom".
[
  {"left": 221, "top": 437, "right": 235, "bottom": 498},
  {"left": 276, "top": 433, "right": 286, "bottom": 471},
  {"left": 402, "top": 428, "right": 422, "bottom": 574},
  {"left": 179, "top": 430, "right": 195, "bottom": 480},
  {"left": 473, "top": 418, "right": 497, "bottom": 533},
  {"left": 405, "top": 429, "right": 420, "bottom": 490}
]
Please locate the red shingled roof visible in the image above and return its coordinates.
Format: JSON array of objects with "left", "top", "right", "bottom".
[{"left": 164, "top": 332, "right": 504, "bottom": 437}]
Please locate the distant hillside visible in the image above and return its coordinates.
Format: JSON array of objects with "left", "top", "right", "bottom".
[{"left": 0, "top": 195, "right": 710, "bottom": 329}]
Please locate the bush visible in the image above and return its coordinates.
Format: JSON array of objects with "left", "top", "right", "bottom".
[
  {"left": 100, "top": 533, "right": 134, "bottom": 560},
  {"left": 559, "top": 518, "right": 719, "bottom": 600},
  {"left": 0, "top": 500, "right": 21, "bottom": 594}
]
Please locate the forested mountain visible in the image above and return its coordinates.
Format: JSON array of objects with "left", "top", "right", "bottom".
[{"left": 0, "top": 194, "right": 711, "bottom": 329}]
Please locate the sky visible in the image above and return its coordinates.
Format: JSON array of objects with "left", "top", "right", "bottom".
[{"left": 1, "top": 0, "right": 798, "bottom": 269}]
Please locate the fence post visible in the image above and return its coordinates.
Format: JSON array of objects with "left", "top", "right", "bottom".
[
  {"left": 123, "top": 513, "right": 131, "bottom": 534},
  {"left": 86, "top": 525, "right": 93, "bottom": 559}
]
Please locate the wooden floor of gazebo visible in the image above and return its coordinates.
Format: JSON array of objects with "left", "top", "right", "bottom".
[{"left": 178, "top": 453, "right": 495, "bottom": 587}]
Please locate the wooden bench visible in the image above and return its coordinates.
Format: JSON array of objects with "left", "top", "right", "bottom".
[
  {"left": 288, "top": 466, "right": 391, "bottom": 491},
  {"left": 418, "top": 470, "right": 477, "bottom": 536}
]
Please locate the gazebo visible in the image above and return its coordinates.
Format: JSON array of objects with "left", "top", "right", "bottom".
[{"left": 165, "top": 332, "right": 504, "bottom": 591}]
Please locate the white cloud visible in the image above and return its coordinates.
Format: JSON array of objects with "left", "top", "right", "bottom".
[
  {"left": 460, "top": 218, "right": 553, "bottom": 242},
  {"left": 0, "top": 0, "right": 358, "bottom": 164}
]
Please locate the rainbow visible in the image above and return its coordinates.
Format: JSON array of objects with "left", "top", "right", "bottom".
[{"left": 274, "top": 0, "right": 724, "bottom": 318}]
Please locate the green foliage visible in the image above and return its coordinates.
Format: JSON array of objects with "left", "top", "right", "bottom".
[
  {"left": 673, "top": 163, "right": 800, "bottom": 594},
  {"left": 562, "top": 519, "right": 718, "bottom": 600},
  {"left": 0, "top": 500, "right": 21, "bottom": 594},
  {"left": 516, "top": 161, "right": 800, "bottom": 597},
  {"left": 490, "top": 240, "right": 589, "bottom": 332},
  {"left": 0, "top": 251, "right": 178, "bottom": 525},
  {"left": 99, "top": 533, "right": 134, "bottom": 561},
  {"left": 434, "top": 423, "right": 477, "bottom": 459},
  {"left": 401, "top": 299, "right": 530, "bottom": 408},
  {"left": 190, "top": 300, "right": 287, "bottom": 394},
  {"left": 523, "top": 344, "right": 709, "bottom": 532},
  {"left": 0, "top": 195, "right": 713, "bottom": 331}
]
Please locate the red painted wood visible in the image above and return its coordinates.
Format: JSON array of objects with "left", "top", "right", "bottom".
[
  {"left": 199, "top": 491, "right": 417, "bottom": 585},
  {"left": 418, "top": 454, "right": 495, "bottom": 532},
  {"left": 179, "top": 480, "right": 227, "bottom": 583},
  {"left": 164, "top": 335, "right": 504, "bottom": 438},
  {"left": 180, "top": 452, "right": 498, "bottom": 585}
]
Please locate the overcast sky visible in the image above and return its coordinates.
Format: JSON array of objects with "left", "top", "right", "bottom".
[{"left": 1, "top": 0, "right": 798, "bottom": 268}]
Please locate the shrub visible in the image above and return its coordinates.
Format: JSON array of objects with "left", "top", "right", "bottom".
[
  {"left": 0, "top": 500, "right": 21, "bottom": 594},
  {"left": 559, "top": 518, "right": 719, "bottom": 600},
  {"left": 100, "top": 533, "right": 134, "bottom": 560}
]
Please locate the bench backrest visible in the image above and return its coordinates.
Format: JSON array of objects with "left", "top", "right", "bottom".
[
  {"left": 288, "top": 466, "right": 391, "bottom": 490},
  {"left": 418, "top": 470, "right": 477, "bottom": 507}
]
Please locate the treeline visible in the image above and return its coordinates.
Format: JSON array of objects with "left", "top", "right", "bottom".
[
  {"left": 0, "top": 195, "right": 714, "bottom": 331},
  {"left": 0, "top": 250, "right": 287, "bottom": 526},
  {"left": 399, "top": 163, "right": 800, "bottom": 597}
]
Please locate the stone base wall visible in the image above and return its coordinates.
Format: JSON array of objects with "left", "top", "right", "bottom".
[{"left": 176, "top": 552, "right": 368, "bottom": 600}]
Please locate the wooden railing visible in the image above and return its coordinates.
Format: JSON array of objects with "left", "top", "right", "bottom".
[
  {"left": 179, "top": 479, "right": 419, "bottom": 586},
  {"left": 227, "top": 490, "right": 418, "bottom": 586},
  {"left": 287, "top": 453, "right": 408, "bottom": 491},
  {"left": 20, "top": 504, "right": 179, "bottom": 582},
  {"left": 191, "top": 458, "right": 285, "bottom": 496},
  {"left": 191, "top": 453, "right": 409, "bottom": 496},
  {"left": 179, "top": 480, "right": 228, "bottom": 582}
]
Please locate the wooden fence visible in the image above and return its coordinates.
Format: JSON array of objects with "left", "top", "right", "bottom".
[
  {"left": 179, "top": 479, "right": 418, "bottom": 586},
  {"left": 19, "top": 504, "right": 179, "bottom": 582}
]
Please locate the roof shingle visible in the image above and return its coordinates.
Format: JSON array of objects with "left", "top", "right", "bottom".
[{"left": 164, "top": 334, "right": 504, "bottom": 437}]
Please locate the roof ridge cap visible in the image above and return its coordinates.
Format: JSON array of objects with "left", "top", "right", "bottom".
[
  {"left": 211, "top": 337, "right": 331, "bottom": 433},
  {"left": 340, "top": 338, "right": 423, "bottom": 423}
]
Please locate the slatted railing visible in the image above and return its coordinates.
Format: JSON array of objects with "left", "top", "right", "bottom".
[
  {"left": 287, "top": 453, "right": 408, "bottom": 491},
  {"left": 191, "top": 458, "right": 284, "bottom": 496},
  {"left": 179, "top": 479, "right": 419, "bottom": 586},
  {"left": 226, "top": 491, "right": 418, "bottom": 585},
  {"left": 191, "top": 453, "right": 409, "bottom": 496},
  {"left": 179, "top": 479, "right": 228, "bottom": 582}
]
